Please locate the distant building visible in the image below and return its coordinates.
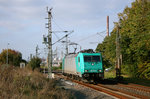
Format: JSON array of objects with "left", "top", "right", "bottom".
[
  {"left": 20, "top": 62, "right": 25, "bottom": 68},
  {"left": 53, "top": 57, "right": 62, "bottom": 67}
]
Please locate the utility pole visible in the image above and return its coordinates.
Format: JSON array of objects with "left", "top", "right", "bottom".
[
  {"left": 6, "top": 43, "right": 9, "bottom": 66},
  {"left": 36, "top": 45, "right": 39, "bottom": 58},
  {"left": 42, "top": 7, "right": 73, "bottom": 77},
  {"left": 66, "top": 34, "right": 68, "bottom": 55},
  {"left": 60, "top": 31, "right": 74, "bottom": 56},
  {"left": 116, "top": 23, "right": 122, "bottom": 79},
  {"left": 30, "top": 54, "right": 33, "bottom": 60},
  {"left": 65, "top": 31, "right": 74, "bottom": 55},
  {"left": 43, "top": 7, "right": 53, "bottom": 78},
  {"left": 107, "top": 16, "right": 109, "bottom": 36},
  {"left": 61, "top": 51, "right": 64, "bottom": 60},
  {"left": 55, "top": 47, "right": 58, "bottom": 59},
  {"left": 47, "top": 7, "right": 53, "bottom": 78}
]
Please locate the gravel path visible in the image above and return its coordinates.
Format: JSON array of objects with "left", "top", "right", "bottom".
[{"left": 58, "top": 79, "right": 116, "bottom": 99}]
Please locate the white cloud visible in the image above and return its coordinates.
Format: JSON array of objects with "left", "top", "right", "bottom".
[
  {"left": 0, "top": 0, "right": 135, "bottom": 31},
  {"left": 0, "top": 0, "right": 47, "bottom": 31},
  {"left": 0, "top": 0, "right": 135, "bottom": 59},
  {"left": 51, "top": 0, "right": 135, "bottom": 30}
]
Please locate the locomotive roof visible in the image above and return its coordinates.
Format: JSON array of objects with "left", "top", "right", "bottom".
[{"left": 65, "top": 52, "right": 101, "bottom": 57}]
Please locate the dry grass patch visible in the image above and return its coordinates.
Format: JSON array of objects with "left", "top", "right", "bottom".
[{"left": 0, "top": 66, "right": 73, "bottom": 99}]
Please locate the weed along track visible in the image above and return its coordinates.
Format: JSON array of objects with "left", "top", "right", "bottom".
[{"left": 55, "top": 73, "right": 150, "bottom": 99}]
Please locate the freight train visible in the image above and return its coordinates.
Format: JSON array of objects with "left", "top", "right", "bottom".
[{"left": 62, "top": 52, "right": 104, "bottom": 82}]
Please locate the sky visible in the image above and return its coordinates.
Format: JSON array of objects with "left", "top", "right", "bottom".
[{"left": 0, "top": 0, "right": 135, "bottom": 60}]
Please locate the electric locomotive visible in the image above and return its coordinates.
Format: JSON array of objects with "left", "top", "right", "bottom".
[{"left": 62, "top": 52, "right": 104, "bottom": 81}]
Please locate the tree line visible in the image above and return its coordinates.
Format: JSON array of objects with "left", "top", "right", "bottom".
[
  {"left": 96, "top": 0, "right": 150, "bottom": 79},
  {"left": 0, "top": 49, "right": 22, "bottom": 66},
  {"left": 0, "top": 49, "right": 41, "bottom": 70}
]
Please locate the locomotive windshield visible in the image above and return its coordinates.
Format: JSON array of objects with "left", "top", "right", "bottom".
[{"left": 84, "top": 56, "right": 101, "bottom": 62}]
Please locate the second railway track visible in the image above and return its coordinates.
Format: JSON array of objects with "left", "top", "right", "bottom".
[{"left": 55, "top": 73, "right": 150, "bottom": 99}]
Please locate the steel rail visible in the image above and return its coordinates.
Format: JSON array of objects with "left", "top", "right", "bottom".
[
  {"left": 55, "top": 74, "right": 138, "bottom": 99},
  {"left": 118, "top": 83, "right": 150, "bottom": 93},
  {"left": 97, "top": 84, "right": 149, "bottom": 99}
]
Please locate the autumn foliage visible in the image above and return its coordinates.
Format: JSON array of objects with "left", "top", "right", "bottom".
[{"left": 0, "top": 49, "right": 22, "bottom": 66}]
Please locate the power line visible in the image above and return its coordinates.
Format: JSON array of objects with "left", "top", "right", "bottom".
[
  {"left": 52, "top": 31, "right": 74, "bottom": 45},
  {"left": 52, "top": 12, "right": 65, "bottom": 31},
  {"left": 52, "top": 19, "right": 64, "bottom": 31},
  {"left": 53, "top": 33, "right": 60, "bottom": 40},
  {"left": 77, "top": 33, "right": 98, "bottom": 42},
  {"left": 75, "top": 28, "right": 114, "bottom": 43}
]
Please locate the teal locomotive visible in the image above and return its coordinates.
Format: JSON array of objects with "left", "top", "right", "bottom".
[{"left": 62, "top": 52, "right": 104, "bottom": 81}]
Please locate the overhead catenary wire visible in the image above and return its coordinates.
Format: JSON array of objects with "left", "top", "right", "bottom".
[
  {"left": 52, "top": 31, "right": 73, "bottom": 45},
  {"left": 51, "top": 13, "right": 67, "bottom": 40},
  {"left": 52, "top": 19, "right": 64, "bottom": 31},
  {"left": 75, "top": 28, "right": 114, "bottom": 43},
  {"left": 52, "top": 12, "right": 66, "bottom": 31},
  {"left": 77, "top": 33, "right": 98, "bottom": 42},
  {"left": 52, "top": 11, "right": 115, "bottom": 45},
  {"left": 53, "top": 32, "right": 60, "bottom": 40}
]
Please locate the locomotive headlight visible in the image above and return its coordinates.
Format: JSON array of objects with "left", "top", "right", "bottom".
[
  {"left": 99, "top": 70, "right": 102, "bottom": 72},
  {"left": 85, "top": 70, "right": 88, "bottom": 72}
]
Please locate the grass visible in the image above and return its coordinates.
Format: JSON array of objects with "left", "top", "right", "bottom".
[
  {"left": 104, "top": 70, "right": 150, "bottom": 87},
  {"left": 104, "top": 70, "right": 116, "bottom": 79},
  {"left": 0, "top": 65, "right": 74, "bottom": 99},
  {"left": 40, "top": 66, "right": 62, "bottom": 71},
  {"left": 122, "top": 77, "right": 150, "bottom": 87}
]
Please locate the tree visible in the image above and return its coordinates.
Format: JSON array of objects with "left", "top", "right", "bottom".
[
  {"left": 96, "top": 29, "right": 117, "bottom": 68},
  {"left": 96, "top": 0, "right": 150, "bottom": 79},
  {"left": 118, "top": 0, "right": 150, "bottom": 77},
  {"left": 0, "top": 49, "right": 22, "bottom": 66},
  {"left": 28, "top": 57, "right": 41, "bottom": 71}
]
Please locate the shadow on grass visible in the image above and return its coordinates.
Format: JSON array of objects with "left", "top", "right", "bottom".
[
  {"left": 121, "top": 77, "right": 150, "bottom": 87},
  {"left": 100, "top": 77, "right": 150, "bottom": 87}
]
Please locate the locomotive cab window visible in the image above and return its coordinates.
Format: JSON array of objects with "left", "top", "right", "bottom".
[
  {"left": 78, "top": 57, "right": 80, "bottom": 62},
  {"left": 84, "top": 56, "right": 101, "bottom": 62},
  {"left": 92, "top": 56, "right": 101, "bottom": 62},
  {"left": 84, "top": 56, "right": 92, "bottom": 62}
]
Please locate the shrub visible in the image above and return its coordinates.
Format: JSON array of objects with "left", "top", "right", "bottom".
[{"left": 28, "top": 57, "right": 41, "bottom": 71}]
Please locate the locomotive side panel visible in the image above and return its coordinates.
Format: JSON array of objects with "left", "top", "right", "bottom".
[
  {"left": 63, "top": 54, "right": 77, "bottom": 75},
  {"left": 75, "top": 53, "right": 84, "bottom": 77}
]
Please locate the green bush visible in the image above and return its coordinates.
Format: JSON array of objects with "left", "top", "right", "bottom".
[{"left": 28, "top": 57, "right": 41, "bottom": 70}]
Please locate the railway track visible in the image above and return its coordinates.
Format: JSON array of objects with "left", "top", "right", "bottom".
[
  {"left": 117, "top": 83, "right": 150, "bottom": 95},
  {"left": 55, "top": 73, "right": 150, "bottom": 99},
  {"left": 126, "top": 83, "right": 150, "bottom": 92},
  {"left": 97, "top": 83, "right": 150, "bottom": 99}
]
